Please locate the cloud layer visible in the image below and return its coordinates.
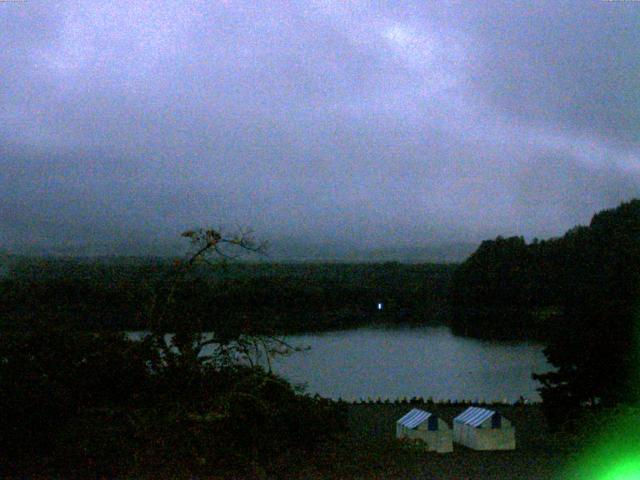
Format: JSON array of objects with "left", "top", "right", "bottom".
[{"left": 1, "top": 1, "right": 639, "bottom": 252}]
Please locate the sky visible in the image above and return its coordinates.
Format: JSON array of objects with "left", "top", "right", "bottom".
[{"left": 1, "top": 0, "right": 639, "bottom": 254}]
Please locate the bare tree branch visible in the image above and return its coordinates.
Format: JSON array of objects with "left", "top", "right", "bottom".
[{"left": 142, "top": 225, "right": 302, "bottom": 378}]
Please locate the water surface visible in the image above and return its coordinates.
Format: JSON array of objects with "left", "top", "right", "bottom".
[
  {"left": 270, "top": 325, "right": 551, "bottom": 402},
  {"left": 132, "top": 325, "right": 552, "bottom": 402}
]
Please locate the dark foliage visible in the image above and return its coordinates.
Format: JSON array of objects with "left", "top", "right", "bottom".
[
  {"left": 451, "top": 199, "right": 640, "bottom": 425},
  {"left": 0, "top": 324, "right": 152, "bottom": 472},
  {"left": 0, "top": 262, "right": 455, "bottom": 334},
  {"left": 0, "top": 324, "right": 346, "bottom": 477},
  {"left": 449, "top": 235, "right": 557, "bottom": 340},
  {"left": 534, "top": 200, "right": 640, "bottom": 425}
]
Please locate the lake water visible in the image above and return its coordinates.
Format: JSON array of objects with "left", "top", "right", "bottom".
[
  {"left": 132, "top": 325, "right": 552, "bottom": 402},
  {"left": 269, "top": 326, "right": 551, "bottom": 402}
]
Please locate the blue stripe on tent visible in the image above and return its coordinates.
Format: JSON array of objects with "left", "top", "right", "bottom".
[
  {"left": 397, "top": 408, "right": 432, "bottom": 429},
  {"left": 454, "top": 407, "right": 497, "bottom": 427}
]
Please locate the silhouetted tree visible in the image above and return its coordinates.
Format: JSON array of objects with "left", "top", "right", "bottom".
[
  {"left": 449, "top": 236, "right": 542, "bottom": 338},
  {"left": 534, "top": 200, "right": 640, "bottom": 426}
]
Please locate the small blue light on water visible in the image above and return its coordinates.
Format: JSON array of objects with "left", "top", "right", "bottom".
[{"left": 377, "top": 303, "right": 383, "bottom": 310}]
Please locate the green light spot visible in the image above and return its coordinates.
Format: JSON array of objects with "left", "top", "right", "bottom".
[
  {"left": 565, "top": 405, "right": 640, "bottom": 480},
  {"left": 602, "top": 460, "right": 640, "bottom": 480}
]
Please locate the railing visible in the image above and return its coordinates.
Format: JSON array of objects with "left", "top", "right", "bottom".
[{"left": 330, "top": 396, "right": 539, "bottom": 406}]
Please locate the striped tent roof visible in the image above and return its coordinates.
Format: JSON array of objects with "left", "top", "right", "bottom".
[
  {"left": 454, "top": 407, "right": 497, "bottom": 427},
  {"left": 397, "top": 408, "right": 432, "bottom": 429}
]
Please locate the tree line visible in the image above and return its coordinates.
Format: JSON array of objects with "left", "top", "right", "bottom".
[
  {"left": 450, "top": 199, "right": 640, "bottom": 425},
  {"left": 0, "top": 260, "right": 454, "bottom": 334}
]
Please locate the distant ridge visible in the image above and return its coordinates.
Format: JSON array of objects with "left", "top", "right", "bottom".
[
  {"left": 3, "top": 240, "right": 477, "bottom": 264},
  {"left": 264, "top": 241, "right": 477, "bottom": 264}
]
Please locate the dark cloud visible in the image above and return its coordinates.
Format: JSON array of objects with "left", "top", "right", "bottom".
[{"left": 1, "top": 1, "right": 639, "bottom": 254}]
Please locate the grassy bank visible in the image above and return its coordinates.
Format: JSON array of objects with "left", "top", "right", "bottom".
[
  {"left": 89, "top": 402, "right": 574, "bottom": 479},
  {"left": 272, "top": 402, "right": 574, "bottom": 480}
]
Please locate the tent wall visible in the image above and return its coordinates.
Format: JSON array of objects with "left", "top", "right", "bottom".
[
  {"left": 396, "top": 418, "right": 453, "bottom": 453},
  {"left": 453, "top": 423, "right": 515, "bottom": 451}
]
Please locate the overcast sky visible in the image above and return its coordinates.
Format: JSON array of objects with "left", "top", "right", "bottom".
[{"left": 1, "top": 1, "right": 639, "bottom": 253}]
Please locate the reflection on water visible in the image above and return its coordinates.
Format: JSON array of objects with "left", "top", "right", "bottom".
[{"left": 269, "top": 325, "right": 551, "bottom": 402}]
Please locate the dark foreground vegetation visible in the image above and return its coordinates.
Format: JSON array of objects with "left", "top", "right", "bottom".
[
  {"left": 0, "top": 325, "right": 346, "bottom": 479},
  {"left": 4, "top": 381, "right": 631, "bottom": 480}
]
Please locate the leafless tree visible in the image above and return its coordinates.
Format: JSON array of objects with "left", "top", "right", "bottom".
[{"left": 141, "top": 227, "right": 303, "bottom": 376}]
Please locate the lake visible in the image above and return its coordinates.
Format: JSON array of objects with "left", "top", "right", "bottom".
[
  {"left": 269, "top": 325, "right": 551, "bottom": 402},
  {"left": 133, "top": 325, "right": 552, "bottom": 402}
]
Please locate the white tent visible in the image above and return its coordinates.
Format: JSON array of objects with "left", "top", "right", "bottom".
[
  {"left": 453, "top": 407, "right": 515, "bottom": 451},
  {"left": 396, "top": 408, "right": 453, "bottom": 453}
]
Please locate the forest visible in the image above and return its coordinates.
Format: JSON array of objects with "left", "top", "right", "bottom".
[
  {"left": 0, "top": 259, "right": 455, "bottom": 334},
  {"left": 450, "top": 199, "right": 640, "bottom": 341}
]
